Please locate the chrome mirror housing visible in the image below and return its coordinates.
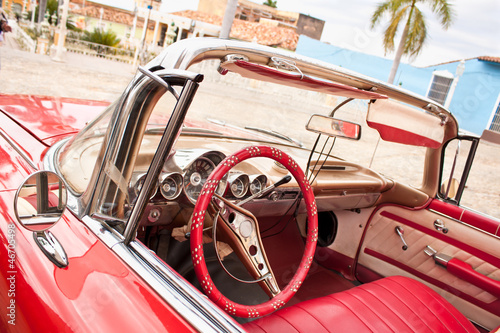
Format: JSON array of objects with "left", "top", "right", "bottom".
[
  {"left": 14, "top": 171, "right": 68, "bottom": 268},
  {"left": 14, "top": 171, "right": 67, "bottom": 231}
]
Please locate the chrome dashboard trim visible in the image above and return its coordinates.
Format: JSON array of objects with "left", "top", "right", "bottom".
[{"left": 159, "top": 172, "right": 183, "bottom": 200}]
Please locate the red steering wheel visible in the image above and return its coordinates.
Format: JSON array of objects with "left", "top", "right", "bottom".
[{"left": 190, "top": 146, "right": 318, "bottom": 318}]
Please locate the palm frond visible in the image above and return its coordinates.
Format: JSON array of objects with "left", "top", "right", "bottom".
[
  {"left": 426, "top": 0, "right": 455, "bottom": 29},
  {"left": 404, "top": 7, "right": 427, "bottom": 57},
  {"left": 382, "top": 4, "right": 410, "bottom": 53},
  {"left": 371, "top": 1, "right": 392, "bottom": 29}
]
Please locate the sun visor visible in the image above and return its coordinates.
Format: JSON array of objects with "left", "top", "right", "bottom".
[
  {"left": 219, "top": 59, "right": 387, "bottom": 100},
  {"left": 367, "top": 99, "right": 446, "bottom": 149}
]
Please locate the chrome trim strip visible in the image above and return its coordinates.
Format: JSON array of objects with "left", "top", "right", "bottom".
[
  {"left": 0, "top": 128, "right": 38, "bottom": 170},
  {"left": 428, "top": 209, "right": 500, "bottom": 241},
  {"left": 82, "top": 216, "right": 124, "bottom": 248}
]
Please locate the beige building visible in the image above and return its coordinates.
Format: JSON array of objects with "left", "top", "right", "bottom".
[
  {"left": 198, "top": 0, "right": 324, "bottom": 40},
  {"left": 200, "top": 0, "right": 298, "bottom": 26},
  {"left": 1, "top": 0, "right": 36, "bottom": 17}
]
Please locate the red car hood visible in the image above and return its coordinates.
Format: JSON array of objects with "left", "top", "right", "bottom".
[
  {"left": 0, "top": 94, "right": 109, "bottom": 145},
  {"left": 0, "top": 94, "right": 294, "bottom": 151}
]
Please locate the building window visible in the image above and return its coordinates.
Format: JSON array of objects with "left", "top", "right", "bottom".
[
  {"left": 490, "top": 101, "right": 500, "bottom": 133},
  {"left": 427, "top": 71, "right": 454, "bottom": 105}
]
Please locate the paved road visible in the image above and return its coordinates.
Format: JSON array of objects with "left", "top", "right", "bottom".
[{"left": 0, "top": 32, "right": 134, "bottom": 102}]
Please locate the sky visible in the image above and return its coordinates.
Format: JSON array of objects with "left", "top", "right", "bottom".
[{"left": 95, "top": 0, "right": 500, "bottom": 67}]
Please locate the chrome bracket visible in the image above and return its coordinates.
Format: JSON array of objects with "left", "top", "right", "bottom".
[
  {"left": 34, "top": 230, "right": 68, "bottom": 268},
  {"left": 424, "top": 245, "right": 452, "bottom": 268}
]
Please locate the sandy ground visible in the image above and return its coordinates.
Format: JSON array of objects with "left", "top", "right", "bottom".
[{"left": 1, "top": 33, "right": 498, "bottom": 219}]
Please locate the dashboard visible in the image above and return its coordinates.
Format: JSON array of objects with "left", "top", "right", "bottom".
[{"left": 128, "top": 144, "right": 394, "bottom": 228}]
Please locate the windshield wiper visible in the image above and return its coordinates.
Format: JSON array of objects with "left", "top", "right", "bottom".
[
  {"left": 244, "top": 126, "right": 303, "bottom": 147},
  {"left": 181, "top": 127, "right": 224, "bottom": 135},
  {"left": 144, "top": 127, "right": 224, "bottom": 136}
]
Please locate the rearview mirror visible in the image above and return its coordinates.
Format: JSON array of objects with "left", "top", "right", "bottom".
[{"left": 306, "top": 114, "right": 361, "bottom": 140}]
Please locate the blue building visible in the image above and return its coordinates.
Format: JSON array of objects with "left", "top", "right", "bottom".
[{"left": 296, "top": 36, "right": 500, "bottom": 135}]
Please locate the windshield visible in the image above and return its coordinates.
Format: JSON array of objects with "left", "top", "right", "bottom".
[
  {"left": 58, "top": 60, "right": 361, "bottom": 194},
  {"left": 58, "top": 102, "right": 115, "bottom": 194},
  {"left": 57, "top": 57, "right": 432, "bottom": 223}
]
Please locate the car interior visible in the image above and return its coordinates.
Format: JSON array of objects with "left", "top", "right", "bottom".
[{"left": 56, "top": 48, "right": 500, "bottom": 332}]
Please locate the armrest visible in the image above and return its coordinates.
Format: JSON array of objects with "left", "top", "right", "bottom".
[{"left": 447, "top": 258, "right": 500, "bottom": 298}]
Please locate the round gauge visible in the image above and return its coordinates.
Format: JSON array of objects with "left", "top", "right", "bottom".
[
  {"left": 249, "top": 175, "right": 267, "bottom": 195},
  {"left": 183, "top": 157, "right": 216, "bottom": 203},
  {"left": 160, "top": 173, "right": 183, "bottom": 200},
  {"left": 134, "top": 174, "right": 158, "bottom": 199},
  {"left": 229, "top": 174, "right": 249, "bottom": 198}
]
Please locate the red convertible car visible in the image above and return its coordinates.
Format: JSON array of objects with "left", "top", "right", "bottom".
[{"left": 1, "top": 38, "right": 500, "bottom": 332}]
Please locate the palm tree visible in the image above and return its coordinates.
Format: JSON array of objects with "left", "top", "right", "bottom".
[
  {"left": 371, "top": 0, "right": 454, "bottom": 84},
  {"left": 263, "top": 0, "right": 278, "bottom": 8}
]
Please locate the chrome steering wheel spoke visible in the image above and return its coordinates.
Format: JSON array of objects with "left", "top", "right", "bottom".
[{"left": 211, "top": 194, "right": 281, "bottom": 298}]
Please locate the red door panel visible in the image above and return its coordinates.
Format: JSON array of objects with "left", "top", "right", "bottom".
[{"left": 357, "top": 201, "right": 500, "bottom": 330}]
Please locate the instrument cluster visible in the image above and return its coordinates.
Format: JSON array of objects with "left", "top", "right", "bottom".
[{"left": 129, "top": 149, "right": 268, "bottom": 205}]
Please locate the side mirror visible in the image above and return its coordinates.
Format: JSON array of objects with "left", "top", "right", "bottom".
[
  {"left": 14, "top": 171, "right": 68, "bottom": 268},
  {"left": 15, "top": 171, "right": 67, "bottom": 231},
  {"left": 306, "top": 114, "right": 361, "bottom": 140}
]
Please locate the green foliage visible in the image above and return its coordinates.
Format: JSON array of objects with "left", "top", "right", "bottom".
[
  {"left": 29, "top": 0, "right": 59, "bottom": 25},
  {"left": 83, "top": 28, "right": 121, "bottom": 47},
  {"left": 370, "top": 0, "right": 455, "bottom": 58},
  {"left": 46, "top": 0, "right": 59, "bottom": 15},
  {"left": 263, "top": 0, "right": 277, "bottom": 8}
]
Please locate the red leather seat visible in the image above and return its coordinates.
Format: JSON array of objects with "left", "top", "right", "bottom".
[{"left": 244, "top": 276, "right": 478, "bottom": 332}]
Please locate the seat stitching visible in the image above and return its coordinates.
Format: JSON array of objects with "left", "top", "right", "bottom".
[
  {"left": 349, "top": 287, "right": 408, "bottom": 332},
  {"left": 374, "top": 280, "right": 436, "bottom": 332},
  {"left": 390, "top": 277, "right": 471, "bottom": 332},
  {"left": 325, "top": 293, "right": 377, "bottom": 332},
  {"left": 294, "top": 300, "right": 331, "bottom": 332},
  {"left": 248, "top": 321, "right": 267, "bottom": 333},
  {"left": 273, "top": 309, "right": 305, "bottom": 333}
]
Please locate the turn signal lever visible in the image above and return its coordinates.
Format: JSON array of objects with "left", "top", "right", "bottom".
[{"left": 237, "top": 175, "right": 291, "bottom": 206}]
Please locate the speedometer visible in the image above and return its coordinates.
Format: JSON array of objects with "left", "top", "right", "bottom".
[
  {"left": 183, "top": 157, "right": 216, "bottom": 203},
  {"left": 160, "top": 173, "right": 183, "bottom": 200}
]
